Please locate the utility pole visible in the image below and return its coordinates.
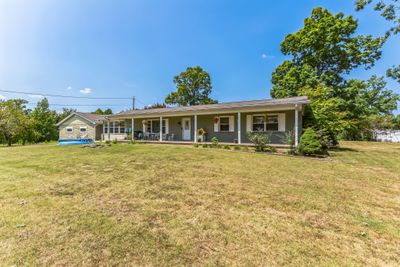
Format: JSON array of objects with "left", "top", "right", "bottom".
[{"left": 132, "top": 96, "right": 135, "bottom": 110}]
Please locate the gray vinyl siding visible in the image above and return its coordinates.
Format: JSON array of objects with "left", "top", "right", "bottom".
[{"left": 119, "top": 109, "right": 302, "bottom": 144}]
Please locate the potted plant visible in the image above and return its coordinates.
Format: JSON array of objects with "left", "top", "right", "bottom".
[{"left": 197, "top": 128, "right": 206, "bottom": 142}]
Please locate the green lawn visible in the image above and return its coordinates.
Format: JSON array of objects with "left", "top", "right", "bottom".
[{"left": 0, "top": 142, "right": 399, "bottom": 266}]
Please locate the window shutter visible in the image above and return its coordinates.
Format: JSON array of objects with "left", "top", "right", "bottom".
[
  {"left": 165, "top": 119, "right": 169, "bottom": 134},
  {"left": 246, "top": 115, "right": 252, "bottom": 132},
  {"left": 142, "top": 120, "right": 146, "bottom": 133},
  {"left": 214, "top": 117, "right": 219, "bottom": 132},
  {"left": 278, "top": 113, "right": 286, "bottom": 131},
  {"left": 229, "top": 116, "right": 234, "bottom": 132}
]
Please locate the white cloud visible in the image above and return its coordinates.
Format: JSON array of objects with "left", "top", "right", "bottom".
[
  {"left": 261, "top": 53, "right": 274, "bottom": 59},
  {"left": 67, "top": 86, "right": 72, "bottom": 90},
  {"left": 29, "top": 94, "right": 44, "bottom": 99},
  {"left": 79, "top": 88, "right": 92, "bottom": 94},
  {"left": 0, "top": 95, "right": 6, "bottom": 101}
]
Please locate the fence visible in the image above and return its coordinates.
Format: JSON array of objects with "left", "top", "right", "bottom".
[{"left": 374, "top": 130, "right": 400, "bottom": 143}]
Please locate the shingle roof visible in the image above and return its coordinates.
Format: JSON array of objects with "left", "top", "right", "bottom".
[
  {"left": 75, "top": 112, "right": 105, "bottom": 124},
  {"left": 110, "top": 96, "right": 309, "bottom": 117}
]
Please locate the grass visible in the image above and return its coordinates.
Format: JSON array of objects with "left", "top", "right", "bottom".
[{"left": 0, "top": 141, "right": 399, "bottom": 266}]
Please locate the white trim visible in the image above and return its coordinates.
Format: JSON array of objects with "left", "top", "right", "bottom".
[
  {"left": 229, "top": 116, "right": 234, "bottom": 132},
  {"left": 219, "top": 116, "right": 231, "bottom": 132},
  {"left": 109, "top": 104, "right": 302, "bottom": 119},
  {"left": 160, "top": 117, "right": 163, "bottom": 141},
  {"left": 194, "top": 114, "right": 198, "bottom": 142},
  {"left": 295, "top": 109, "right": 299, "bottom": 146},
  {"left": 238, "top": 112, "right": 241, "bottom": 144},
  {"left": 246, "top": 115, "right": 252, "bottom": 132},
  {"left": 131, "top": 117, "right": 135, "bottom": 141},
  {"left": 182, "top": 118, "right": 191, "bottom": 140},
  {"left": 278, "top": 113, "right": 286, "bottom": 131},
  {"left": 56, "top": 112, "right": 99, "bottom": 126},
  {"left": 214, "top": 116, "right": 219, "bottom": 132}
]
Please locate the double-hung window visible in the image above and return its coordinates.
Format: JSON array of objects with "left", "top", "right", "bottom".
[
  {"left": 252, "top": 116, "right": 265, "bottom": 132},
  {"left": 219, "top": 117, "right": 230, "bottom": 132},
  {"left": 146, "top": 119, "right": 166, "bottom": 133},
  {"left": 266, "top": 115, "right": 279, "bottom": 131},
  {"left": 252, "top": 115, "right": 279, "bottom": 131}
]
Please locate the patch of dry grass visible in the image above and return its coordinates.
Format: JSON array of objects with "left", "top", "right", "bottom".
[{"left": 0, "top": 141, "right": 399, "bottom": 266}]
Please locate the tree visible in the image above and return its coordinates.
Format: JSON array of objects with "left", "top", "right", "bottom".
[
  {"left": 356, "top": 0, "right": 400, "bottom": 36},
  {"left": 0, "top": 99, "right": 29, "bottom": 146},
  {"left": 270, "top": 7, "right": 397, "bottom": 142},
  {"left": 31, "top": 98, "right": 58, "bottom": 142},
  {"left": 92, "top": 108, "right": 104, "bottom": 115},
  {"left": 271, "top": 7, "right": 385, "bottom": 98},
  {"left": 92, "top": 108, "right": 112, "bottom": 115},
  {"left": 165, "top": 66, "right": 217, "bottom": 106},
  {"left": 356, "top": 0, "right": 400, "bottom": 85},
  {"left": 103, "top": 108, "right": 113, "bottom": 115},
  {"left": 298, "top": 128, "right": 323, "bottom": 156},
  {"left": 57, "top": 108, "right": 76, "bottom": 122},
  {"left": 144, "top": 103, "right": 167, "bottom": 109}
]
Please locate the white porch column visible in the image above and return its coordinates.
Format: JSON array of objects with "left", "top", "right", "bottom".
[
  {"left": 160, "top": 116, "right": 163, "bottom": 142},
  {"left": 102, "top": 123, "right": 105, "bottom": 141},
  {"left": 131, "top": 118, "right": 135, "bottom": 141},
  {"left": 107, "top": 120, "right": 110, "bottom": 141},
  {"left": 294, "top": 106, "right": 299, "bottom": 146},
  {"left": 194, "top": 114, "right": 198, "bottom": 142},
  {"left": 237, "top": 112, "right": 241, "bottom": 144}
]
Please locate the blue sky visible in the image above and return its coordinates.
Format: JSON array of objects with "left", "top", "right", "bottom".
[{"left": 0, "top": 0, "right": 399, "bottom": 112}]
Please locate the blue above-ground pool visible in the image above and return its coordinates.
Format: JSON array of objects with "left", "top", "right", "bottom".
[{"left": 58, "top": 139, "right": 94, "bottom": 146}]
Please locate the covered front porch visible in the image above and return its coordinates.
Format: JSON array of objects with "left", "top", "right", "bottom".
[{"left": 102, "top": 107, "right": 303, "bottom": 146}]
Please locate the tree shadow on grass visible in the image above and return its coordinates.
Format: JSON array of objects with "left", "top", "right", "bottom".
[{"left": 329, "top": 147, "right": 359, "bottom": 153}]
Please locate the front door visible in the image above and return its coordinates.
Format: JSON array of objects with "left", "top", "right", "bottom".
[{"left": 182, "top": 118, "right": 191, "bottom": 140}]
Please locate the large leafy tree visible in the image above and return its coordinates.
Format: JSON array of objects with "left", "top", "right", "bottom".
[
  {"left": 57, "top": 108, "right": 76, "bottom": 122},
  {"left": 356, "top": 0, "right": 400, "bottom": 84},
  {"left": 271, "top": 7, "right": 398, "bottom": 142},
  {"left": 31, "top": 98, "right": 58, "bottom": 142},
  {"left": 165, "top": 66, "right": 217, "bottom": 106},
  {"left": 0, "top": 99, "right": 29, "bottom": 146},
  {"left": 271, "top": 7, "right": 386, "bottom": 98},
  {"left": 356, "top": 0, "right": 400, "bottom": 36}
]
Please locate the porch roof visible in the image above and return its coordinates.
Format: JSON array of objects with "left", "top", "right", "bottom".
[{"left": 109, "top": 96, "right": 309, "bottom": 118}]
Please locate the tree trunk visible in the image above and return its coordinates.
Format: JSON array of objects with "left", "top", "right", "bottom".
[{"left": 7, "top": 138, "right": 12, "bottom": 146}]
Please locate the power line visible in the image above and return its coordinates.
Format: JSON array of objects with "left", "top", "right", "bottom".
[
  {"left": 0, "top": 89, "right": 131, "bottom": 100},
  {"left": 25, "top": 103, "right": 130, "bottom": 107}
]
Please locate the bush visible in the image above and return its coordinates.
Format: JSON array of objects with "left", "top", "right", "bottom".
[
  {"left": 211, "top": 137, "right": 219, "bottom": 147},
  {"left": 234, "top": 145, "right": 241, "bottom": 150},
  {"left": 242, "top": 146, "right": 249, "bottom": 152},
  {"left": 217, "top": 144, "right": 222, "bottom": 149},
  {"left": 105, "top": 140, "right": 111, "bottom": 145},
  {"left": 298, "top": 128, "right": 323, "bottom": 156},
  {"left": 223, "top": 145, "right": 230, "bottom": 150},
  {"left": 202, "top": 143, "right": 208, "bottom": 148},
  {"left": 193, "top": 143, "right": 199, "bottom": 148},
  {"left": 246, "top": 132, "right": 270, "bottom": 152},
  {"left": 316, "top": 128, "right": 338, "bottom": 149},
  {"left": 112, "top": 138, "right": 118, "bottom": 144}
]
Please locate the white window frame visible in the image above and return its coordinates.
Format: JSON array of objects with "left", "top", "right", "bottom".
[
  {"left": 66, "top": 127, "right": 73, "bottom": 133},
  {"left": 266, "top": 115, "right": 279, "bottom": 131},
  {"left": 251, "top": 113, "right": 281, "bottom": 132},
  {"left": 219, "top": 116, "right": 230, "bottom": 132},
  {"left": 146, "top": 119, "right": 167, "bottom": 134},
  {"left": 252, "top": 114, "right": 266, "bottom": 132},
  {"left": 79, "top": 126, "right": 87, "bottom": 133}
]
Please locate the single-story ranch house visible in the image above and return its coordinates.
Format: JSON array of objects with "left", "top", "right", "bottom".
[{"left": 57, "top": 96, "right": 309, "bottom": 145}]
